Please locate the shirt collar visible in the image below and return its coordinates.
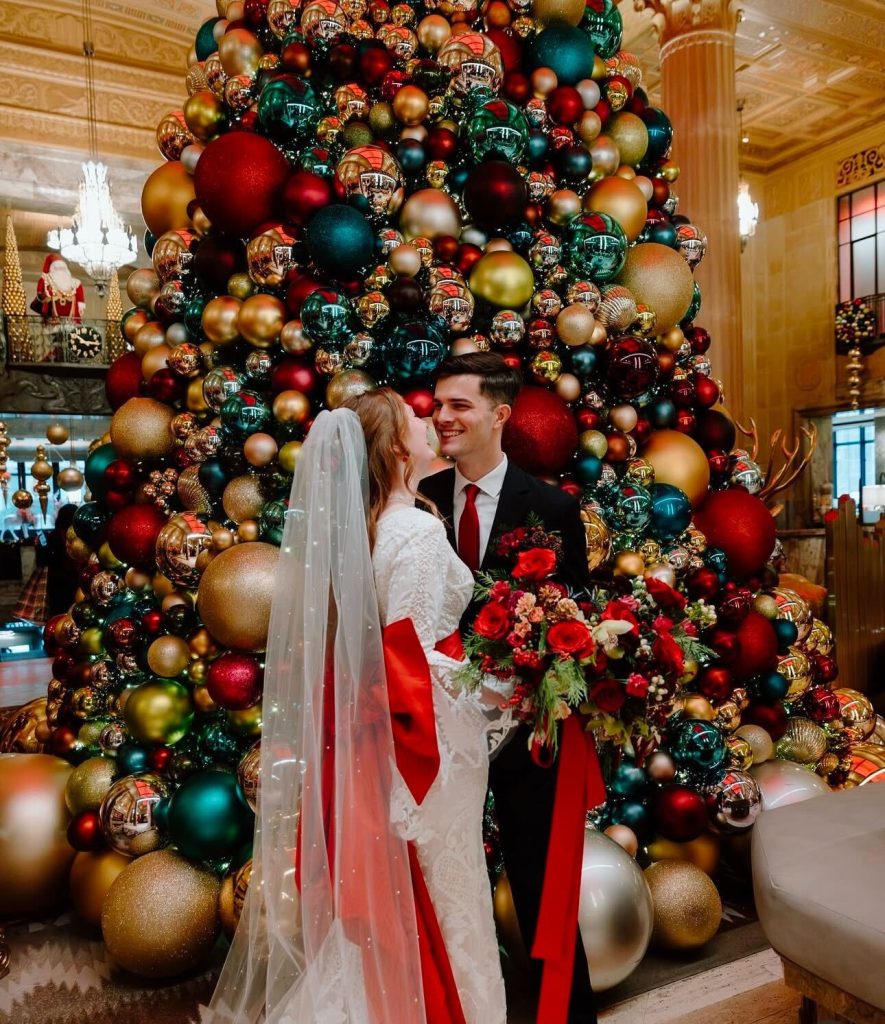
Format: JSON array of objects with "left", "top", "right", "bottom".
[{"left": 455, "top": 455, "right": 508, "bottom": 499}]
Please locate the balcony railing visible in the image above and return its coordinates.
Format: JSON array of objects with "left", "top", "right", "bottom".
[
  {"left": 835, "top": 293, "right": 885, "bottom": 355},
  {"left": 2, "top": 315, "right": 123, "bottom": 372}
]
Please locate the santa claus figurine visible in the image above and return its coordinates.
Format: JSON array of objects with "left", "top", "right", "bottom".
[{"left": 31, "top": 255, "right": 86, "bottom": 322}]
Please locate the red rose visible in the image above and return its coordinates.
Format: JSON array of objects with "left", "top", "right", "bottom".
[
  {"left": 590, "top": 678, "right": 626, "bottom": 713},
  {"left": 626, "top": 673, "right": 650, "bottom": 699},
  {"left": 646, "top": 576, "right": 688, "bottom": 611},
  {"left": 601, "top": 600, "right": 639, "bottom": 635},
  {"left": 512, "top": 547, "right": 557, "bottom": 581},
  {"left": 547, "top": 620, "right": 594, "bottom": 658},
  {"left": 489, "top": 580, "right": 512, "bottom": 602},
  {"left": 653, "top": 631, "right": 685, "bottom": 678},
  {"left": 474, "top": 602, "right": 511, "bottom": 641}
]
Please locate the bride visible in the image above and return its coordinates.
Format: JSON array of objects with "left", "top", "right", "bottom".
[{"left": 205, "top": 390, "right": 512, "bottom": 1024}]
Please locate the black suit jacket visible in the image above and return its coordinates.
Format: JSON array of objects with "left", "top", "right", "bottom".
[{"left": 420, "top": 461, "right": 591, "bottom": 597}]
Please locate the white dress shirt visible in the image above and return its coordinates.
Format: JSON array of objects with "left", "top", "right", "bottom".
[{"left": 453, "top": 455, "right": 508, "bottom": 567}]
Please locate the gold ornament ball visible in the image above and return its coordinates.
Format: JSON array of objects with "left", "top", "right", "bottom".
[
  {"left": 124, "top": 680, "right": 193, "bottom": 745},
  {"left": 641, "top": 429, "right": 710, "bottom": 508},
  {"left": 589, "top": 135, "right": 620, "bottom": 177},
  {"left": 142, "top": 343, "right": 172, "bottom": 383},
  {"left": 238, "top": 519, "right": 260, "bottom": 543},
  {"left": 583, "top": 176, "right": 648, "bottom": 243},
  {"left": 192, "top": 682, "right": 218, "bottom": 714},
  {"left": 238, "top": 294, "right": 286, "bottom": 348},
  {"left": 753, "top": 594, "right": 779, "bottom": 620},
  {"left": 326, "top": 369, "right": 376, "bottom": 409},
  {"left": 134, "top": 320, "right": 167, "bottom": 358},
  {"left": 183, "top": 90, "right": 226, "bottom": 141},
  {"left": 219, "top": 871, "right": 239, "bottom": 938},
  {"left": 244, "top": 432, "right": 278, "bottom": 467},
  {"left": 681, "top": 694, "right": 716, "bottom": 721},
  {"left": 197, "top": 542, "right": 279, "bottom": 652},
  {"left": 555, "top": 372, "right": 581, "bottom": 403},
  {"left": 469, "top": 251, "right": 535, "bottom": 310},
  {"left": 661, "top": 160, "right": 680, "bottom": 182},
  {"left": 280, "top": 319, "right": 312, "bottom": 355},
  {"left": 494, "top": 875, "right": 531, "bottom": 973},
  {"left": 65, "top": 756, "right": 117, "bottom": 815},
  {"left": 556, "top": 303, "right": 596, "bottom": 347},
  {"left": 278, "top": 440, "right": 303, "bottom": 473},
  {"left": 227, "top": 271, "right": 254, "bottom": 300},
  {"left": 604, "top": 824, "right": 639, "bottom": 857},
  {"left": 0, "top": 753, "right": 74, "bottom": 916},
  {"left": 580, "top": 429, "right": 608, "bottom": 459},
  {"left": 127, "top": 269, "right": 162, "bottom": 311},
  {"left": 581, "top": 506, "right": 611, "bottom": 572},
  {"left": 645, "top": 834, "right": 721, "bottom": 877},
  {"left": 123, "top": 309, "right": 150, "bottom": 343},
  {"left": 645, "top": 859, "right": 722, "bottom": 951},
  {"left": 47, "top": 422, "right": 69, "bottom": 445},
  {"left": 617, "top": 242, "right": 695, "bottom": 333},
  {"left": 141, "top": 161, "right": 196, "bottom": 237},
  {"left": 110, "top": 398, "right": 176, "bottom": 461},
  {"left": 532, "top": 0, "right": 585, "bottom": 26},
  {"left": 389, "top": 243, "right": 423, "bottom": 278},
  {"left": 0, "top": 697, "right": 48, "bottom": 753},
  {"left": 530, "top": 67, "right": 558, "bottom": 97},
  {"left": 202, "top": 295, "right": 242, "bottom": 345},
  {"left": 238, "top": 742, "right": 261, "bottom": 811},
  {"left": 607, "top": 112, "right": 650, "bottom": 168},
  {"left": 660, "top": 326, "right": 685, "bottom": 353},
  {"left": 12, "top": 489, "right": 33, "bottom": 510},
  {"left": 102, "top": 848, "right": 221, "bottom": 978},
  {"left": 609, "top": 403, "right": 638, "bottom": 433},
  {"left": 547, "top": 188, "right": 583, "bottom": 226},
  {"left": 229, "top": 704, "right": 262, "bottom": 736},
  {"left": 218, "top": 27, "right": 263, "bottom": 76},
  {"left": 614, "top": 551, "right": 645, "bottom": 577},
  {"left": 392, "top": 84, "right": 429, "bottom": 125},
  {"left": 222, "top": 474, "right": 266, "bottom": 523},
  {"left": 273, "top": 389, "right": 311, "bottom": 425},
  {"left": 69, "top": 849, "right": 132, "bottom": 927},
  {"left": 58, "top": 465, "right": 85, "bottom": 492},
  {"left": 146, "top": 635, "right": 191, "bottom": 679},
  {"left": 577, "top": 110, "right": 602, "bottom": 145},
  {"left": 416, "top": 13, "right": 451, "bottom": 52},
  {"left": 400, "top": 188, "right": 462, "bottom": 241}
]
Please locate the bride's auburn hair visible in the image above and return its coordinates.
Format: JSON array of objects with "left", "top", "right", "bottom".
[{"left": 341, "top": 388, "right": 438, "bottom": 549}]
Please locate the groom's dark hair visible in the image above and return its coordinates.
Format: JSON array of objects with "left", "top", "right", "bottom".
[{"left": 434, "top": 352, "right": 521, "bottom": 408}]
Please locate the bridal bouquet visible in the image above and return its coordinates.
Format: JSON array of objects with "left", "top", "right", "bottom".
[{"left": 459, "top": 523, "right": 717, "bottom": 754}]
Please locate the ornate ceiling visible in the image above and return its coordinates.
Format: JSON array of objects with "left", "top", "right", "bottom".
[{"left": 621, "top": 0, "right": 885, "bottom": 174}]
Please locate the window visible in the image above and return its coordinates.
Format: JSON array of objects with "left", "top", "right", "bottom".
[
  {"left": 832, "top": 408, "right": 877, "bottom": 505},
  {"left": 837, "top": 182, "right": 885, "bottom": 303}
]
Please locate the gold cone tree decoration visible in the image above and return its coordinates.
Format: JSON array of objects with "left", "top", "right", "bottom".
[
  {"left": 105, "top": 268, "right": 124, "bottom": 361},
  {"left": 2, "top": 216, "right": 33, "bottom": 362}
]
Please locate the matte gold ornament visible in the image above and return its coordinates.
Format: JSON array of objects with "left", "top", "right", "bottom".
[
  {"left": 46, "top": 422, "right": 69, "bottom": 445},
  {"left": 616, "top": 243, "right": 695, "bottom": 333},
  {"left": 278, "top": 440, "right": 303, "bottom": 473},
  {"left": 140, "top": 161, "right": 196, "bottom": 237},
  {"left": 197, "top": 542, "right": 279, "bottom": 652},
  {"left": 273, "top": 389, "right": 311, "bottom": 425},
  {"left": 123, "top": 681, "right": 193, "bottom": 746},
  {"left": 399, "top": 188, "right": 462, "bottom": 240},
  {"left": 238, "top": 294, "right": 286, "bottom": 348},
  {"left": 101, "top": 848, "right": 221, "bottom": 979},
  {"left": 202, "top": 296, "right": 243, "bottom": 345},
  {"left": 606, "top": 112, "right": 649, "bottom": 168},
  {"left": 127, "top": 269, "right": 162, "bottom": 310},
  {"left": 641, "top": 429, "right": 710, "bottom": 508},
  {"left": 0, "top": 754, "right": 74, "bottom": 916},
  {"left": 645, "top": 833, "right": 721, "bottom": 877},
  {"left": 146, "top": 635, "right": 192, "bottom": 679},
  {"left": 645, "top": 859, "right": 722, "bottom": 950},
  {"left": 584, "top": 176, "right": 647, "bottom": 242},
  {"left": 469, "top": 251, "right": 535, "bottom": 309},
  {"left": 110, "top": 398, "right": 175, "bottom": 461},
  {"left": 222, "top": 474, "right": 267, "bottom": 523},
  {"left": 70, "top": 849, "right": 131, "bottom": 927},
  {"left": 244, "top": 433, "right": 279, "bottom": 467},
  {"left": 64, "top": 756, "right": 117, "bottom": 815},
  {"left": 531, "top": 0, "right": 585, "bottom": 26},
  {"left": 556, "top": 303, "right": 596, "bottom": 347},
  {"left": 326, "top": 369, "right": 376, "bottom": 408}
]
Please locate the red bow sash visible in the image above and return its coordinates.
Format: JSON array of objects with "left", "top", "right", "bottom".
[{"left": 531, "top": 714, "right": 606, "bottom": 1024}]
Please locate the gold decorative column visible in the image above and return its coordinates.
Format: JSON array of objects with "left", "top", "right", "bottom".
[
  {"left": 635, "top": 0, "right": 743, "bottom": 417},
  {"left": 105, "top": 268, "right": 124, "bottom": 362},
  {"left": 2, "top": 215, "right": 33, "bottom": 363}
]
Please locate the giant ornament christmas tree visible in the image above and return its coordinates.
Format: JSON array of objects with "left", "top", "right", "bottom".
[{"left": 1, "top": 0, "right": 880, "bottom": 988}]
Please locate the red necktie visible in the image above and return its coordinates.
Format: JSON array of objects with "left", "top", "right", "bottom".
[{"left": 458, "top": 483, "right": 480, "bottom": 571}]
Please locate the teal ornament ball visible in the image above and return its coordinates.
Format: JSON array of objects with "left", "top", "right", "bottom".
[
  {"left": 610, "top": 760, "right": 647, "bottom": 799},
  {"left": 575, "top": 454, "right": 603, "bottom": 486},
  {"left": 167, "top": 770, "right": 254, "bottom": 861},
  {"left": 301, "top": 288, "right": 357, "bottom": 349},
  {"left": 466, "top": 99, "right": 529, "bottom": 163},
  {"left": 259, "top": 499, "right": 287, "bottom": 545},
  {"left": 682, "top": 282, "right": 702, "bottom": 324},
  {"left": 582, "top": 0, "right": 623, "bottom": 59},
  {"left": 73, "top": 501, "right": 110, "bottom": 545},
  {"left": 773, "top": 619, "right": 799, "bottom": 652},
  {"left": 611, "top": 799, "right": 651, "bottom": 839},
  {"left": 258, "top": 74, "right": 319, "bottom": 142},
  {"left": 116, "top": 743, "right": 150, "bottom": 776},
  {"left": 611, "top": 483, "right": 652, "bottom": 532},
  {"left": 670, "top": 719, "right": 727, "bottom": 774},
  {"left": 198, "top": 457, "right": 229, "bottom": 497},
  {"left": 527, "top": 24, "right": 596, "bottom": 86},
  {"left": 754, "top": 670, "right": 790, "bottom": 702},
  {"left": 220, "top": 390, "right": 273, "bottom": 438},
  {"left": 195, "top": 17, "right": 221, "bottom": 61},
  {"left": 184, "top": 294, "right": 208, "bottom": 339},
  {"left": 570, "top": 347, "right": 599, "bottom": 378},
  {"left": 85, "top": 443, "right": 118, "bottom": 499},
  {"left": 381, "top": 317, "right": 448, "bottom": 384},
  {"left": 564, "top": 213, "right": 627, "bottom": 283},
  {"left": 649, "top": 483, "right": 692, "bottom": 540},
  {"left": 306, "top": 205, "right": 375, "bottom": 279},
  {"left": 641, "top": 107, "right": 674, "bottom": 162},
  {"left": 646, "top": 222, "right": 678, "bottom": 248}
]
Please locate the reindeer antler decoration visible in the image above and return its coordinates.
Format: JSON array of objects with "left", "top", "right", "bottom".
[{"left": 734, "top": 418, "right": 818, "bottom": 517}]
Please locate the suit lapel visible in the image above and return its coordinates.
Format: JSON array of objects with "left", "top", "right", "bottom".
[
  {"left": 421, "top": 467, "right": 456, "bottom": 549},
  {"left": 483, "top": 463, "right": 532, "bottom": 571}
]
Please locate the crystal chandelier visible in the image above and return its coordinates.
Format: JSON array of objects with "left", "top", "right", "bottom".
[{"left": 47, "top": 0, "right": 137, "bottom": 295}]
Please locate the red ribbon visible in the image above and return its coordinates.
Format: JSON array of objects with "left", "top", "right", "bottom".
[{"left": 531, "top": 715, "right": 606, "bottom": 1024}]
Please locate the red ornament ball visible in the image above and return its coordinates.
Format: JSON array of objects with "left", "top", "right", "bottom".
[
  {"left": 653, "top": 784, "right": 708, "bottom": 842},
  {"left": 463, "top": 161, "right": 528, "bottom": 229},
  {"left": 104, "top": 459, "right": 137, "bottom": 492},
  {"left": 403, "top": 388, "right": 435, "bottom": 418},
  {"left": 148, "top": 746, "right": 174, "bottom": 772},
  {"left": 193, "top": 235, "right": 246, "bottom": 292},
  {"left": 272, "top": 357, "right": 318, "bottom": 396},
  {"left": 486, "top": 27, "right": 522, "bottom": 71},
  {"left": 694, "top": 409, "right": 736, "bottom": 453},
  {"left": 804, "top": 685, "right": 840, "bottom": 722},
  {"left": 194, "top": 132, "right": 289, "bottom": 237},
  {"left": 282, "top": 170, "right": 333, "bottom": 227},
  {"left": 729, "top": 610, "right": 779, "bottom": 681},
  {"left": 46, "top": 725, "right": 79, "bottom": 758},
  {"left": 696, "top": 666, "right": 733, "bottom": 701},
  {"left": 141, "top": 609, "right": 164, "bottom": 636},
  {"left": 427, "top": 127, "right": 458, "bottom": 163},
  {"left": 742, "top": 701, "right": 787, "bottom": 740},
  {"left": 106, "top": 504, "right": 167, "bottom": 569},
  {"left": 67, "top": 810, "right": 104, "bottom": 851},
  {"left": 694, "top": 487, "right": 776, "bottom": 579},
  {"left": 694, "top": 375, "right": 720, "bottom": 408},
  {"left": 503, "top": 386, "right": 578, "bottom": 475},
  {"left": 106, "top": 352, "right": 143, "bottom": 411},
  {"left": 548, "top": 86, "right": 584, "bottom": 125},
  {"left": 285, "top": 273, "right": 323, "bottom": 317},
  {"left": 207, "top": 652, "right": 264, "bottom": 710},
  {"left": 148, "top": 367, "right": 183, "bottom": 404}
]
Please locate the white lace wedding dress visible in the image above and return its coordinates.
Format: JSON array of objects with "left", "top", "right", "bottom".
[{"left": 373, "top": 507, "right": 512, "bottom": 1024}]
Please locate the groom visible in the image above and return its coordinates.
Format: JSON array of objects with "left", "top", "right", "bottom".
[{"left": 421, "top": 352, "right": 597, "bottom": 1024}]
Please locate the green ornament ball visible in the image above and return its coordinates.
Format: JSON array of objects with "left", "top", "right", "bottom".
[
  {"left": 466, "top": 99, "right": 529, "bottom": 163},
  {"left": 167, "top": 770, "right": 254, "bottom": 861},
  {"left": 564, "top": 212, "right": 627, "bottom": 283},
  {"left": 84, "top": 443, "right": 118, "bottom": 499},
  {"left": 306, "top": 205, "right": 375, "bottom": 279},
  {"left": 527, "top": 24, "right": 596, "bottom": 86},
  {"left": 220, "top": 390, "right": 273, "bottom": 438},
  {"left": 258, "top": 74, "right": 319, "bottom": 142},
  {"left": 194, "top": 17, "right": 221, "bottom": 61},
  {"left": 670, "top": 720, "right": 727, "bottom": 774},
  {"left": 582, "top": 0, "right": 623, "bottom": 59}
]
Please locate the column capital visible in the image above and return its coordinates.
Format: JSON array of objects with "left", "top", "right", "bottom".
[{"left": 630, "top": 0, "right": 740, "bottom": 45}]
